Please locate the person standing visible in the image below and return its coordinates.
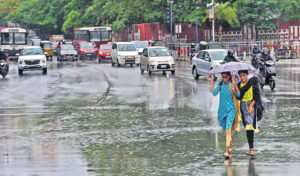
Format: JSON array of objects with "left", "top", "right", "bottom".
[
  {"left": 208, "top": 72, "right": 239, "bottom": 159},
  {"left": 232, "top": 70, "right": 263, "bottom": 157}
]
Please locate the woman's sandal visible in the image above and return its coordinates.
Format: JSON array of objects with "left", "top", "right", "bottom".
[
  {"left": 224, "top": 152, "right": 231, "bottom": 160},
  {"left": 246, "top": 149, "right": 255, "bottom": 157}
]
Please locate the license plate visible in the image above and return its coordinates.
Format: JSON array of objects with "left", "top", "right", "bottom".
[
  {"left": 87, "top": 53, "right": 92, "bottom": 55},
  {"left": 161, "top": 65, "right": 167, "bottom": 68},
  {"left": 126, "top": 58, "right": 134, "bottom": 61}
]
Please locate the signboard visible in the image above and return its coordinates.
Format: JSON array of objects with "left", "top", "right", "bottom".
[
  {"left": 175, "top": 25, "right": 182, "bottom": 34},
  {"left": 209, "top": 9, "right": 214, "bottom": 19}
]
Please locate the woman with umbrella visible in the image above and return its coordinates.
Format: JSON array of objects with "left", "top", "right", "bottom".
[
  {"left": 208, "top": 72, "right": 239, "bottom": 159},
  {"left": 232, "top": 69, "right": 263, "bottom": 157},
  {"left": 209, "top": 62, "right": 257, "bottom": 159}
]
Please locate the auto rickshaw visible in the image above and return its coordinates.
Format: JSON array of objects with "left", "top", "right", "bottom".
[{"left": 41, "top": 41, "right": 53, "bottom": 60}]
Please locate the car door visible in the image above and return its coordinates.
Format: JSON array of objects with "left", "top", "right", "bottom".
[
  {"left": 142, "top": 48, "right": 148, "bottom": 70},
  {"left": 194, "top": 51, "right": 204, "bottom": 74},
  {"left": 201, "top": 51, "right": 212, "bottom": 74}
]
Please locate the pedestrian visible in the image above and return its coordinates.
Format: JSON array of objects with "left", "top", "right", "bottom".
[
  {"left": 208, "top": 72, "right": 240, "bottom": 159},
  {"left": 57, "top": 42, "right": 61, "bottom": 49},
  {"left": 232, "top": 70, "right": 263, "bottom": 157}
]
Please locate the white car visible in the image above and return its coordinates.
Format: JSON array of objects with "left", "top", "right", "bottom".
[
  {"left": 192, "top": 49, "right": 228, "bottom": 80},
  {"left": 111, "top": 42, "right": 140, "bottom": 67},
  {"left": 132, "top": 41, "right": 149, "bottom": 54},
  {"left": 140, "top": 46, "right": 175, "bottom": 75},
  {"left": 18, "top": 46, "right": 47, "bottom": 75},
  {"left": 57, "top": 44, "right": 78, "bottom": 62}
]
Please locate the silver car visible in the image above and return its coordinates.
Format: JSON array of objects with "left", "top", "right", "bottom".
[{"left": 192, "top": 49, "right": 228, "bottom": 80}]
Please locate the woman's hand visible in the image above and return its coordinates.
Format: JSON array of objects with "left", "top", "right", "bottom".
[
  {"left": 248, "top": 105, "right": 254, "bottom": 114},
  {"left": 207, "top": 76, "right": 213, "bottom": 83},
  {"left": 231, "top": 76, "right": 237, "bottom": 84}
]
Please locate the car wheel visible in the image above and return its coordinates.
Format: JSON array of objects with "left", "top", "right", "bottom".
[
  {"left": 18, "top": 69, "right": 23, "bottom": 76},
  {"left": 171, "top": 70, "right": 175, "bottom": 75},
  {"left": 193, "top": 67, "right": 199, "bottom": 80},
  {"left": 130, "top": 64, "right": 133, "bottom": 67},
  {"left": 148, "top": 65, "right": 152, "bottom": 76},
  {"left": 43, "top": 68, "right": 47, "bottom": 75}
]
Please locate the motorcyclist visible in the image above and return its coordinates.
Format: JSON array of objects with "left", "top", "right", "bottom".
[
  {"left": 0, "top": 50, "right": 8, "bottom": 61},
  {"left": 258, "top": 48, "right": 275, "bottom": 87},
  {"left": 224, "top": 49, "right": 239, "bottom": 63},
  {"left": 251, "top": 44, "right": 261, "bottom": 67}
]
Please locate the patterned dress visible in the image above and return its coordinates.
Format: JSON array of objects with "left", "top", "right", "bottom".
[{"left": 213, "top": 81, "right": 236, "bottom": 131}]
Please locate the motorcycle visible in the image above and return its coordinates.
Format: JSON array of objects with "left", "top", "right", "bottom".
[
  {"left": 275, "top": 48, "right": 295, "bottom": 61},
  {"left": 0, "top": 59, "right": 9, "bottom": 78},
  {"left": 257, "top": 60, "right": 276, "bottom": 91},
  {"left": 251, "top": 53, "right": 261, "bottom": 69}
]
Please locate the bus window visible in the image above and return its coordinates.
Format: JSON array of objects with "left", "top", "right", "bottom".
[
  {"left": 1, "top": 33, "right": 13, "bottom": 45},
  {"left": 101, "top": 31, "right": 112, "bottom": 41},
  {"left": 15, "top": 33, "right": 26, "bottom": 45},
  {"left": 90, "top": 31, "right": 101, "bottom": 42}
]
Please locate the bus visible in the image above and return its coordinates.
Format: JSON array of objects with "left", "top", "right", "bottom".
[
  {"left": 74, "top": 26, "right": 112, "bottom": 49},
  {"left": 0, "top": 28, "right": 27, "bottom": 58}
]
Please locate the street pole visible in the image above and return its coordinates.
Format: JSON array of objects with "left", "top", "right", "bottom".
[
  {"left": 207, "top": 0, "right": 219, "bottom": 42},
  {"left": 196, "top": 17, "right": 199, "bottom": 43},
  {"left": 170, "top": 1, "right": 173, "bottom": 49}
]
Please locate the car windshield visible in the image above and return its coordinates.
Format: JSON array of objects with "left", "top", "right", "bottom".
[
  {"left": 80, "top": 43, "right": 94, "bottom": 48},
  {"left": 22, "top": 48, "right": 43, "bottom": 55},
  {"left": 100, "top": 45, "right": 112, "bottom": 50},
  {"left": 118, "top": 44, "right": 136, "bottom": 51},
  {"left": 61, "top": 45, "right": 75, "bottom": 50},
  {"left": 210, "top": 51, "right": 228, "bottom": 60},
  {"left": 134, "top": 41, "right": 148, "bottom": 49},
  {"left": 43, "top": 43, "right": 52, "bottom": 48},
  {"left": 149, "top": 48, "right": 170, "bottom": 57}
]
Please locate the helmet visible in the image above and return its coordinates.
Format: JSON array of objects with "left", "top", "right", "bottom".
[
  {"left": 228, "top": 49, "right": 234, "bottom": 55},
  {"left": 262, "top": 47, "right": 269, "bottom": 53}
]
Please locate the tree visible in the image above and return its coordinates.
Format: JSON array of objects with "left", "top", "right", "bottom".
[{"left": 202, "top": 2, "right": 240, "bottom": 42}]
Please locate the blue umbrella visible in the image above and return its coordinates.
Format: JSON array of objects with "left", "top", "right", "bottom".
[{"left": 209, "top": 62, "right": 257, "bottom": 76}]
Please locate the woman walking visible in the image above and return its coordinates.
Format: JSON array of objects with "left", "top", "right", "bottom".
[
  {"left": 232, "top": 70, "right": 263, "bottom": 157},
  {"left": 208, "top": 72, "right": 239, "bottom": 159}
]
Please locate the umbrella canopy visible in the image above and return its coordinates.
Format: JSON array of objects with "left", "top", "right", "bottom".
[{"left": 209, "top": 62, "right": 257, "bottom": 76}]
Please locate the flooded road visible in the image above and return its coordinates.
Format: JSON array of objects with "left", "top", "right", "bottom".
[{"left": 0, "top": 58, "right": 299, "bottom": 175}]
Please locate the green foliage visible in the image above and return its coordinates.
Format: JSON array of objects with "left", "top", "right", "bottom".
[{"left": 1, "top": 0, "right": 300, "bottom": 35}]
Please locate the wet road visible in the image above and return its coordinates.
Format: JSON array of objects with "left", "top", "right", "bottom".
[{"left": 0, "top": 57, "right": 299, "bottom": 175}]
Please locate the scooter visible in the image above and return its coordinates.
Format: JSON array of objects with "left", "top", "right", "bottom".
[
  {"left": 257, "top": 60, "right": 276, "bottom": 91},
  {"left": 0, "top": 59, "right": 9, "bottom": 78}
]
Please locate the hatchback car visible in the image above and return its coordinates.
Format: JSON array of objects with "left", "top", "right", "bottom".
[
  {"left": 98, "top": 44, "right": 112, "bottom": 63},
  {"left": 140, "top": 46, "right": 175, "bottom": 75},
  {"left": 111, "top": 42, "right": 140, "bottom": 67},
  {"left": 192, "top": 49, "right": 228, "bottom": 80},
  {"left": 17, "top": 46, "right": 47, "bottom": 75},
  {"left": 57, "top": 44, "right": 78, "bottom": 62},
  {"left": 78, "top": 42, "right": 97, "bottom": 60}
]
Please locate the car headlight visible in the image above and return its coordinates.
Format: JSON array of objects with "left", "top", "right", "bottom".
[
  {"left": 19, "top": 60, "right": 23, "bottom": 64},
  {"left": 150, "top": 60, "right": 156, "bottom": 65}
]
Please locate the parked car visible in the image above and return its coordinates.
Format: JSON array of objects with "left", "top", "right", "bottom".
[
  {"left": 17, "top": 46, "right": 47, "bottom": 75},
  {"left": 111, "top": 42, "right": 140, "bottom": 67},
  {"left": 132, "top": 41, "right": 149, "bottom": 54},
  {"left": 57, "top": 44, "right": 78, "bottom": 62},
  {"left": 192, "top": 49, "right": 228, "bottom": 80},
  {"left": 78, "top": 42, "right": 97, "bottom": 60},
  {"left": 140, "top": 46, "right": 175, "bottom": 75},
  {"left": 98, "top": 44, "right": 112, "bottom": 63},
  {"left": 41, "top": 41, "right": 53, "bottom": 61}
]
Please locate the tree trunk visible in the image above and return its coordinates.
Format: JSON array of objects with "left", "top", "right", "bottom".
[{"left": 219, "top": 24, "right": 223, "bottom": 43}]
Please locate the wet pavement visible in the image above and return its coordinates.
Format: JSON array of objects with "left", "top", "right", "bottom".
[{"left": 0, "top": 57, "right": 299, "bottom": 175}]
